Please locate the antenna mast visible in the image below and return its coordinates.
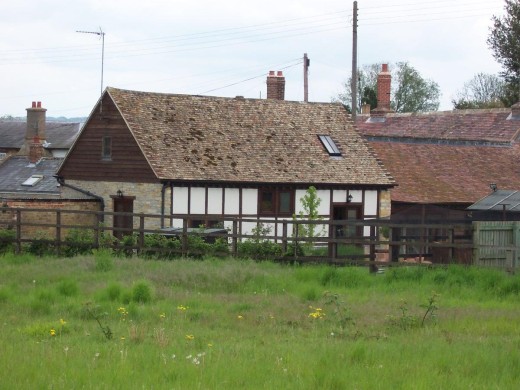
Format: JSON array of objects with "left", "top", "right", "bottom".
[{"left": 76, "top": 28, "right": 106, "bottom": 98}]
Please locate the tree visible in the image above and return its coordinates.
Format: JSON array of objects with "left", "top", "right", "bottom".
[
  {"left": 452, "top": 73, "right": 507, "bottom": 109},
  {"left": 488, "top": 0, "right": 520, "bottom": 102},
  {"left": 392, "top": 62, "right": 440, "bottom": 112},
  {"left": 334, "top": 62, "right": 440, "bottom": 113}
]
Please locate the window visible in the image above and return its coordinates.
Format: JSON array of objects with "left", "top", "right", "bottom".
[
  {"left": 318, "top": 135, "right": 341, "bottom": 156},
  {"left": 258, "top": 188, "right": 294, "bottom": 216},
  {"left": 102, "top": 136, "right": 112, "bottom": 160},
  {"left": 22, "top": 175, "right": 43, "bottom": 186}
]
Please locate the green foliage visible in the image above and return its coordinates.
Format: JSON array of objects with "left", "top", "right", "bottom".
[
  {"left": 488, "top": 0, "right": 520, "bottom": 92},
  {"left": 93, "top": 248, "right": 114, "bottom": 272},
  {"left": 56, "top": 278, "right": 79, "bottom": 297},
  {"left": 27, "top": 231, "right": 55, "bottom": 257},
  {"left": 452, "top": 73, "right": 508, "bottom": 109},
  {"left": 141, "top": 233, "right": 181, "bottom": 259},
  {"left": 293, "top": 186, "right": 325, "bottom": 254},
  {"left": 62, "top": 228, "right": 95, "bottom": 257},
  {"left": 132, "top": 280, "right": 153, "bottom": 303},
  {"left": 335, "top": 62, "right": 440, "bottom": 113},
  {"left": 84, "top": 302, "right": 112, "bottom": 340},
  {"left": 104, "top": 282, "right": 123, "bottom": 301},
  {"left": 0, "top": 228, "right": 15, "bottom": 254},
  {"left": 237, "top": 223, "right": 283, "bottom": 260}
]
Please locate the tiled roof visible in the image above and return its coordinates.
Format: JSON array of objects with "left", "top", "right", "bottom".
[
  {"left": 0, "top": 121, "right": 81, "bottom": 149},
  {"left": 369, "top": 141, "right": 520, "bottom": 204},
  {"left": 356, "top": 109, "right": 520, "bottom": 144},
  {"left": 0, "top": 156, "right": 62, "bottom": 197},
  {"left": 106, "top": 87, "right": 395, "bottom": 186}
]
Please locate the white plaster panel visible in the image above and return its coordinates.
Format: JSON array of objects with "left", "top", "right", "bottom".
[
  {"left": 190, "top": 187, "right": 206, "bottom": 214},
  {"left": 294, "top": 189, "right": 307, "bottom": 214},
  {"left": 224, "top": 188, "right": 240, "bottom": 214},
  {"left": 364, "top": 190, "right": 378, "bottom": 216},
  {"left": 316, "top": 189, "right": 331, "bottom": 216},
  {"left": 333, "top": 190, "right": 347, "bottom": 203},
  {"left": 207, "top": 188, "right": 223, "bottom": 214},
  {"left": 349, "top": 190, "right": 362, "bottom": 203},
  {"left": 242, "top": 188, "right": 258, "bottom": 215},
  {"left": 172, "top": 187, "right": 189, "bottom": 214}
]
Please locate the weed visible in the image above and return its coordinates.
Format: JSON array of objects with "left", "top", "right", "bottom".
[
  {"left": 420, "top": 292, "right": 439, "bottom": 326},
  {"left": 84, "top": 302, "right": 113, "bottom": 340},
  {"left": 56, "top": 279, "right": 79, "bottom": 297}
]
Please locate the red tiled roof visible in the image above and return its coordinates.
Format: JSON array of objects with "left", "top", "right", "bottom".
[
  {"left": 356, "top": 109, "right": 520, "bottom": 143},
  {"left": 369, "top": 141, "right": 520, "bottom": 203}
]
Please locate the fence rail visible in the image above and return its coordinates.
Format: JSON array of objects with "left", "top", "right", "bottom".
[{"left": 0, "top": 207, "right": 519, "bottom": 269}]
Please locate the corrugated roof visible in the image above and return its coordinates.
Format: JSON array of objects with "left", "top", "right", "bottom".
[
  {"left": 105, "top": 87, "right": 395, "bottom": 186},
  {"left": 468, "top": 190, "right": 520, "bottom": 211}
]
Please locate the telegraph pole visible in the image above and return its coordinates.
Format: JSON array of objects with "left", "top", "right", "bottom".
[
  {"left": 303, "top": 53, "right": 310, "bottom": 102},
  {"left": 76, "top": 28, "right": 106, "bottom": 97},
  {"left": 351, "top": 1, "right": 358, "bottom": 119}
]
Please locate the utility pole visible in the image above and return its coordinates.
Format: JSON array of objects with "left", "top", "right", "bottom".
[
  {"left": 351, "top": 1, "right": 358, "bottom": 119},
  {"left": 77, "top": 28, "right": 106, "bottom": 98},
  {"left": 303, "top": 53, "right": 310, "bottom": 102}
]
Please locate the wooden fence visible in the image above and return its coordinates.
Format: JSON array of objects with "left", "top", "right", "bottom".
[
  {"left": 473, "top": 221, "right": 520, "bottom": 270},
  {"left": 0, "top": 207, "right": 519, "bottom": 269}
]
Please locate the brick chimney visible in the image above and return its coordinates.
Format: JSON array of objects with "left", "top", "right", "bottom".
[
  {"left": 266, "top": 70, "right": 285, "bottom": 100},
  {"left": 370, "top": 64, "right": 393, "bottom": 119},
  {"left": 29, "top": 136, "right": 44, "bottom": 164},
  {"left": 18, "top": 101, "right": 49, "bottom": 156}
]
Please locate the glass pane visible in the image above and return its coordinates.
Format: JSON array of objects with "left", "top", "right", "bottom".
[
  {"left": 260, "top": 190, "right": 274, "bottom": 212},
  {"left": 279, "top": 191, "right": 291, "bottom": 213}
]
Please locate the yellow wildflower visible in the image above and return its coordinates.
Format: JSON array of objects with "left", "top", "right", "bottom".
[{"left": 50, "top": 328, "right": 56, "bottom": 336}]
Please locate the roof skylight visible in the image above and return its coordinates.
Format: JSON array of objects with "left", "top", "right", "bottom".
[
  {"left": 22, "top": 175, "right": 43, "bottom": 186},
  {"left": 318, "top": 135, "right": 341, "bottom": 156}
]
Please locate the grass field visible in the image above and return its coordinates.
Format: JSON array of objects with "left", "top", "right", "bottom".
[{"left": 0, "top": 252, "right": 519, "bottom": 389}]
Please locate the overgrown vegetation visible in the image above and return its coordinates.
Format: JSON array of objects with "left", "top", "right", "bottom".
[{"left": 0, "top": 254, "right": 519, "bottom": 388}]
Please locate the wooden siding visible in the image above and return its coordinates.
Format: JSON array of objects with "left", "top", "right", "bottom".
[
  {"left": 473, "top": 221, "right": 520, "bottom": 269},
  {"left": 58, "top": 95, "right": 158, "bottom": 183}
]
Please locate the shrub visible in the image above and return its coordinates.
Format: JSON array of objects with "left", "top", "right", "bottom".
[
  {"left": 27, "top": 231, "right": 55, "bottom": 257},
  {"left": 0, "top": 229, "right": 15, "bottom": 254},
  {"left": 132, "top": 280, "right": 153, "bottom": 303},
  {"left": 62, "top": 228, "right": 94, "bottom": 257},
  {"left": 237, "top": 223, "right": 283, "bottom": 260}
]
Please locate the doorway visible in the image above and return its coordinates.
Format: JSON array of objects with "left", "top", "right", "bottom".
[
  {"left": 331, "top": 204, "right": 362, "bottom": 257},
  {"left": 113, "top": 196, "right": 134, "bottom": 239}
]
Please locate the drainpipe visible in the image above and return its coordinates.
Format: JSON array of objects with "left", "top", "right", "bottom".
[{"left": 54, "top": 175, "right": 105, "bottom": 222}]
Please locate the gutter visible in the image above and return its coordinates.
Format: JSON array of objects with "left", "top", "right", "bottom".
[{"left": 54, "top": 175, "right": 105, "bottom": 222}]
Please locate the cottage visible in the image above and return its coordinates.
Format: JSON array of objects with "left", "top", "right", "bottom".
[
  {"left": 0, "top": 102, "right": 98, "bottom": 237},
  {"left": 57, "top": 73, "right": 395, "bottom": 239}
]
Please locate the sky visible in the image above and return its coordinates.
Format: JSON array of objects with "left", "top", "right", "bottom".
[{"left": 0, "top": 0, "right": 506, "bottom": 118}]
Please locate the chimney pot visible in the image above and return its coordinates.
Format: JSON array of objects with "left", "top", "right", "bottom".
[
  {"left": 37, "top": 101, "right": 41, "bottom": 108},
  {"left": 269, "top": 70, "right": 275, "bottom": 76},
  {"left": 32, "top": 102, "right": 36, "bottom": 108},
  {"left": 277, "top": 71, "right": 283, "bottom": 77},
  {"left": 382, "top": 63, "right": 389, "bottom": 72}
]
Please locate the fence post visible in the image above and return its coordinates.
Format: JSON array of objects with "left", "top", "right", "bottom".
[
  {"left": 56, "top": 210, "right": 62, "bottom": 255},
  {"left": 15, "top": 209, "right": 21, "bottom": 254},
  {"left": 182, "top": 218, "right": 188, "bottom": 257},
  {"left": 294, "top": 221, "right": 299, "bottom": 259},
  {"left": 138, "top": 214, "right": 145, "bottom": 254},
  {"left": 94, "top": 212, "right": 101, "bottom": 249},
  {"left": 232, "top": 218, "right": 238, "bottom": 257},
  {"left": 282, "top": 221, "right": 288, "bottom": 254}
]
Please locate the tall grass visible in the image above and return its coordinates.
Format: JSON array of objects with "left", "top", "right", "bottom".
[{"left": 0, "top": 254, "right": 519, "bottom": 388}]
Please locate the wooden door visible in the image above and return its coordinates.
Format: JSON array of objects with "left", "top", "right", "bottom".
[{"left": 113, "top": 197, "right": 134, "bottom": 239}]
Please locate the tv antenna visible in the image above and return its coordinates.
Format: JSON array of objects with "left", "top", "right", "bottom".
[{"left": 76, "top": 28, "right": 106, "bottom": 97}]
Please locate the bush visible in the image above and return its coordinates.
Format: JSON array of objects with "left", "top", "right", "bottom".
[
  {"left": 62, "top": 228, "right": 94, "bottom": 257},
  {"left": 132, "top": 280, "right": 153, "bottom": 303},
  {"left": 0, "top": 229, "right": 15, "bottom": 254},
  {"left": 27, "top": 231, "right": 55, "bottom": 257}
]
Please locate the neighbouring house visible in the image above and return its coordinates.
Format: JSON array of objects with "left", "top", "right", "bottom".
[
  {"left": 355, "top": 64, "right": 520, "bottom": 261},
  {"left": 0, "top": 102, "right": 81, "bottom": 159},
  {"left": 468, "top": 189, "right": 520, "bottom": 221},
  {"left": 0, "top": 102, "right": 99, "bottom": 238},
  {"left": 57, "top": 72, "right": 396, "bottom": 244}
]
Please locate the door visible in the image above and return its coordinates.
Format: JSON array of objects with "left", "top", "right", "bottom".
[
  {"left": 113, "top": 197, "right": 134, "bottom": 239},
  {"left": 331, "top": 204, "right": 362, "bottom": 257}
]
